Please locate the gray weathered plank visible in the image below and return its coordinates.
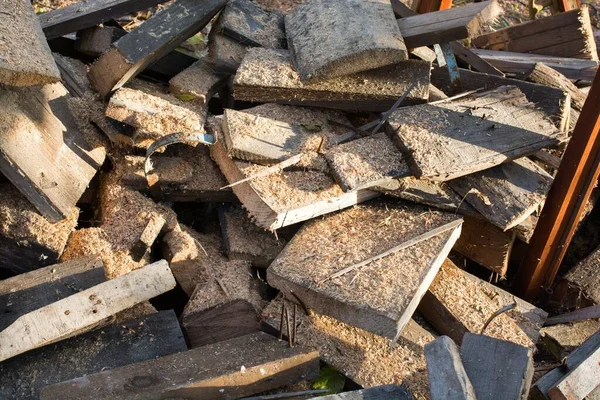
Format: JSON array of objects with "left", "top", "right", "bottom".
[
  {"left": 524, "top": 63, "right": 588, "bottom": 111},
  {"left": 552, "top": 244, "right": 600, "bottom": 310},
  {"left": 425, "top": 336, "right": 476, "bottom": 400},
  {"left": 220, "top": 0, "right": 285, "bottom": 49}
]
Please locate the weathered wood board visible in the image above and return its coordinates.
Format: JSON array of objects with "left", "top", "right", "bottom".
[
  {"left": 207, "top": 16, "right": 249, "bottom": 74},
  {"left": 220, "top": 0, "right": 285, "bottom": 49},
  {"left": 261, "top": 297, "right": 434, "bottom": 397},
  {"left": 541, "top": 319, "right": 600, "bottom": 361},
  {"left": 325, "top": 133, "right": 410, "bottom": 191},
  {"left": 316, "top": 385, "right": 414, "bottom": 399},
  {"left": 549, "top": 335, "right": 600, "bottom": 399},
  {"left": 0, "top": 0, "right": 60, "bottom": 86},
  {"left": 385, "top": 86, "right": 563, "bottom": 181},
  {"left": 0, "top": 83, "right": 105, "bottom": 221},
  {"left": 39, "top": 332, "right": 319, "bottom": 400},
  {"left": 472, "top": 6, "right": 598, "bottom": 61},
  {"left": 52, "top": 53, "right": 92, "bottom": 97},
  {"left": 75, "top": 25, "right": 127, "bottom": 57},
  {"left": 0, "top": 310, "right": 186, "bottom": 400},
  {"left": 169, "top": 59, "right": 229, "bottom": 105},
  {"left": 449, "top": 158, "right": 553, "bottom": 231},
  {"left": 88, "top": 0, "right": 227, "bottom": 96},
  {"left": 286, "top": 0, "right": 408, "bottom": 82},
  {"left": 267, "top": 200, "right": 462, "bottom": 340},
  {"left": 39, "top": 0, "right": 169, "bottom": 39},
  {"left": 461, "top": 333, "right": 534, "bottom": 400},
  {"left": 552, "top": 244, "right": 600, "bottom": 310},
  {"left": 425, "top": 336, "right": 476, "bottom": 400},
  {"left": 233, "top": 48, "right": 431, "bottom": 112},
  {"left": 524, "top": 63, "right": 588, "bottom": 111}
]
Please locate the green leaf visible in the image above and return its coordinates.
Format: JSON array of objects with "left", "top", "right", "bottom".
[
  {"left": 176, "top": 93, "right": 197, "bottom": 102},
  {"left": 300, "top": 124, "right": 322, "bottom": 133},
  {"left": 312, "top": 365, "right": 345, "bottom": 395}
]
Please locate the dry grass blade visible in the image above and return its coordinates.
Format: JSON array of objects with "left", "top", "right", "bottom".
[{"left": 220, "top": 153, "right": 303, "bottom": 189}]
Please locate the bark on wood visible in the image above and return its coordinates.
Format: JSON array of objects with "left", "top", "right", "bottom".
[
  {"left": 552, "top": 244, "right": 600, "bottom": 311},
  {"left": 286, "top": 0, "right": 408, "bottom": 82},
  {"left": 267, "top": 200, "right": 462, "bottom": 340},
  {"left": 75, "top": 25, "right": 126, "bottom": 57},
  {"left": 425, "top": 336, "right": 476, "bottom": 400},
  {"left": 169, "top": 59, "right": 229, "bottom": 105},
  {"left": 233, "top": 48, "right": 430, "bottom": 112},
  {"left": 219, "top": 0, "right": 285, "bottom": 49},
  {"left": 0, "top": 0, "right": 60, "bottom": 86},
  {"left": 88, "top": 0, "right": 227, "bottom": 96},
  {"left": 39, "top": 332, "right": 319, "bottom": 400},
  {"left": 524, "top": 63, "right": 588, "bottom": 111},
  {"left": 316, "top": 385, "right": 414, "bottom": 399},
  {"left": 472, "top": 6, "right": 598, "bottom": 61},
  {"left": 461, "top": 333, "right": 534, "bottom": 400},
  {"left": 0, "top": 310, "right": 186, "bottom": 400},
  {"left": 0, "top": 260, "right": 176, "bottom": 363}
]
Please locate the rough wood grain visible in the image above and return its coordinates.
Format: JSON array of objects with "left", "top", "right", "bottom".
[
  {"left": 0, "top": 260, "right": 176, "bottom": 363},
  {"left": 286, "top": 0, "right": 408, "bottom": 82},
  {"left": 75, "top": 25, "right": 126, "bottom": 57},
  {"left": 0, "top": 0, "right": 60, "bottom": 86},
  {"left": 461, "top": 333, "right": 534, "bottom": 400},
  {"left": 541, "top": 319, "right": 600, "bottom": 361},
  {"left": 169, "top": 59, "right": 229, "bottom": 105},
  {"left": 267, "top": 200, "right": 462, "bottom": 340},
  {"left": 316, "top": 385, "right": 414, "bottom": 399},
  {"left": 220, "top": 0, "right": 285, "bottom": 49},
  {"left": 207, "top": 15, "right": 249, "bottom": 74},
  {"left": 425, "top": 336, "right": 476, "bottom": 400},
  {"left": 233, "top": 48, "right": 430, "bottom": 112},
  {"left": 0, "top": 310, "right": 186, "bottom": 400},
  {"left": 524, "top": 63, "right": 588, "bottom": 111},
  {"left": 552, "top": 244, "right": 600, "bottom": 310},
  {"left": 549, "top": 339, "right": 600, "bottom": 399},
  {"left": 39, "top": 332, "right": 320, "bottom": 400},
  {"left": 385, "top": 86, "right": 562, "bottom": 181}
]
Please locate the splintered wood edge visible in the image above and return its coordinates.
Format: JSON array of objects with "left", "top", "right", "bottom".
[{"left": 579, "top": 5, "right": 599, "bottom": 61}]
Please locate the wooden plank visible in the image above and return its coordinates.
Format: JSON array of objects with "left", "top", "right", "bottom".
[
  {"left": 552, "top": 244, "right": 600, "bottom": 310},
  {"left": 549, "top": 339, "right": 600, "bottom": 399},
  {"left": 0, "top": 0, "right": 60, "bottom": 86},
  {"left": 385, "top": 86, "right": 563, "bottom": 181},
  {"left": 541, "top": 319, "right": 600, "bottom": 361},
  {"left": 233, "top": 48, "right": 430, "bottom": 112},
  {"left": 39, "top": 0, "right": 169, "bottom": 40},
  {"left": 0, "top": 260, "right": 176, "bottom": 363},
  {"left": 472, "top": 6, "right": 598, "bottom": 61},
  {"left": 207, "top": 15, "right": 249, "bottom": 74},
  {"left": 524, "top": 63, "right": 588, "bottom": 111},
  {"left": 39, "top": 332, "right": 320, "bottom": 400},
  {"left": 286, "top": 0, "right": 407, "bottom": 82},
  {"left": 219, "top": 0, "right": 285, "bottom": 49},
  {"left": 75, "top": 25, "right": 126, "bottom": 57},
  {"left": 449, "top": 158, "right": 553, "bottom": 231},
  {"left": 267, "top": 200, "right": 462, "bottom": 340},
  {"left": 52, "top": 53, "right": 91, "bottom": 97},
  {"left": 514, "top": 68, "right": 600, "bottom": 300},
  {"left": 460, "top": 333, "right": 534, "bottom": 400},
  {"left": 169, "top": 59, "right": 229, "bottom": 105},
  {"left": 419, "top": 259, "right": 535, "bottom": 348},
  {"left": 545, "top": 304, "right": 600, "bottom": 326},
  {"left": 531, "top": 149, "right": 562, "bottom": 171},
  {"left": 316, "top": 385, "right": 414, "bottom": 399},
  {"left": 88, "top": 0, "right": 226, "bottom": 96},
  {"left": 208, "top": 116, "right": 380, "bottom": 230},
  {"left": 0, "top": 310, "right": 186, "bottom": 400},
  {"left": 0, "top": 83, "right": 105, "bottom": 221},
  {"left": 471, "top": 49, "right": 599, "bottom": 82},
  {"left": 425, "top": 336, "right": 476, "bottom": 400}
]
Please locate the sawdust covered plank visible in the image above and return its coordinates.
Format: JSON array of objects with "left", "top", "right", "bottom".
[
  {"left": 220, "top": 0, "right": 285, "bottom": 49},
  {"left": 88, "top": 0, "right": 227, "bottom": 96},
  {"left": 52, "top": 53, "right": 92, "bottom": 97},
  {"left": 169, "top": 59, "right": 229, "bottom": 105},
  {"left": 0, "top": 310, "right": 186, "bottom": 400},
  {"left": 0, "top": 0, "right": 60, "bottom": 86},
  {"left": 233, "top": 48, "right": 430, "bottom": 112},
  {"left": 524, "top": 63, "right": 588, "bottom": 111},
  {"left": 552, "top": 244, "right": 600, "bottom": 311},
  {"left": 39, "top": 332, "right": 319, "bottom": 400},
  {"left": 541, "top": 320, "right": 600, "bottom": 361},
  {"left": 449, "top": 158, "right": 553, "bottom": 231},
  {"left": 317, "top": 385, "right": 414, "bottom": 399},
  {"left": 267, "top": 200, "right": 462, "bottom": 339},
  {"left": 0, "top": 260, "right": 176, "bottom": 363},
  {"left": 472, "top": 6, "right": 598, "bottom": 61},
  {"left": 261, "top": 297, "right": 434, "bottom": 397},
  {"left": 286, "top": 0, "right": 408, "bottom": 82},
  {"left": 0, "top": 83, "right": 105, "bottom": 221},
  {"left": 385, "top": 86, "right": 562, "bottom": 181}
]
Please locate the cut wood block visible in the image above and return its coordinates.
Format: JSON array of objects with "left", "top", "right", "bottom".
[
  {"left": 0, "top": 260, "right": 176, "bottom": 363},
  {"left": 425, "top": 336, "right": 476, "bottom": 400},
  {"left": 219, "top": 205, "right": 285, "bottom": 268},
  {"left": 0, "top": 184, "right": 79, "bottom": 274},
  {"left": 397, "top": 0, "right": 500, "bottom": 48},
  {"left": 453, "top": 216, "right": 516, "bottom": 276},
  {"left": 549, "top": 338, "right": 600, "bottom": 399},
  {"left": 461, "top": 333, "right": 534, "bottom": 400},
  {"left": 286, "top": 0, "right": 408, "bottom": 82},
  {"left": 524, "top": 63, "right": 588, "bottom": 111},
  {"left": 449, "top": 158, "right": 553, "bottom": 231},
  {"left": 325, "top": 133, "right": 410, "bottom": 191},
  {"left": 169, "top": 59, "right": 229, "bottom": 105},
  {"left": 0, "top": 83, "right": 105, "bottom": 221},
  {"left": 430, "top": 67, "right": 571, "bottom": 131},
  {"left": 0, "top": 310, "right": 186, "bottom": 400},
  {"left": 208, "top": 116, "right": 380, "bottom": 230},
  {"left": 472, "top": 6, "right": 598, "bottom": 61},
  {"left": 267, "top": 200, "right": 462, "bottom": 340},
  {"left": 233, "top": 48, "right": 430, "bottom": 112},
  {"left": 386, "top": 86, "right": 563, "bottom": 181},
  {"left": 39, "top": 332, "right": 319, "bottom": 400},
  {"left": 419, "top": 259, "right": 535, "bottom": 348},
  {"left": 261, "top": 297, "right": 434, "bottom": 397},
  {"left": 470, "top": 49, "right": 599, "bottom": 82},
  {"left": 541, "top": 319, "right": 600, "bottom": 361},
  {"left": 0, "top": 0, "right": 60, "bottom": 86},
  {"left": 552, "top": 244, "right": 600, "bottom": 311},
  {"left": 207, "top": 15, "right": 249, "bottom": 74},
  {"left": 88, "top": 0, "right": 227, "bottom": 96},
  {"left": 316, "top": 385, "right": 414, "bottom": 399},
  {"left": 75, "top": 25, "right": 127, "bottom": 57},
  {"left": 39, "top": 0, "right": 169, "bottom": 39},
  {"left": 220, "top": 0, "right": 285, "bottom": 49}
]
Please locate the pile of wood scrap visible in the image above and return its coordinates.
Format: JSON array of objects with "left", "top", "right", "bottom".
[{"left": 1, "top": 0, "right": 600, "bottom": 398}]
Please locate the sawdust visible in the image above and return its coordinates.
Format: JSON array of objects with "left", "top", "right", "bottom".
[
  {"left": 169, "top": 59, "right": 228, "bottom": 105},
  {"left": 254, "top": 0, "right": 306, "bottom": 14}
]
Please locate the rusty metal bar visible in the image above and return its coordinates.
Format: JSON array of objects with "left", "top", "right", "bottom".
[
  {"left": 514, "top": 68, "right": 600, "bottom": 301},
  {"left": 418, "top": 0, "right": 452, "bottom": 13}
]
